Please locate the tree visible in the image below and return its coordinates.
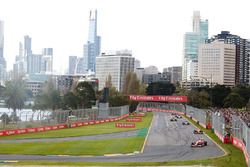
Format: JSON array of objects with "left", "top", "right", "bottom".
[
  {"left": 223, "top": 92, "right": 245, "bottom": 108},
  {"left": 246, "top": 99, "right": 250, "bottom": 111},
  {"left": 198, "top": 90, "right": 211, "bottom": 108},
  {"left": 146, "top": 82, "right": 176, "bottom": 95},
  {"left": 62, "top": 92, "right": 79, "bottom": 109},
  {"left": 210, "top": 85, "right": 231, "bottom": 107},
  {"left": 187, "top": 89, "right": 200, "bottom": 107},
  {"left": 76, "top": 82, "right": 96, "bottom": 108},
  {"left": 32, "top": 94, "right": 50, "bottom": 111},
  {"left": 4, "top": 79, "right": 26, "bottom": 119},
  {"left": 0, "top": 85, "right": 5, "bottom": 97},
  {"left": 49, "top": 90, "right": 62, "bottom": 111},
  {"left": 232, "top": 85, "right": 250, "bottom": 106},
  {"left": 0, "top": 113, "right": 11, "bottom": 124},
  {"left": 123, "top": 72, "right": 141, "bottom": 95}
]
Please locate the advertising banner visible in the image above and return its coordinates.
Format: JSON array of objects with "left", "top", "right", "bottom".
[
  {"left": 129, "top": 95, "right": 188, "bottom": 102},
  {"left": 115, "top": 123, "right": 135, "bottom": 128},
  {"left": 126, "top": 117, "right": 142, "bottom": 122}
]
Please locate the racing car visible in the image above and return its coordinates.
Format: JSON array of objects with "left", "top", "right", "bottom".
[
  {"left": 170, "top": 117, "right": 177, "bottom": 121},
  {"left": 175, "top": 115, "right": 182, "bottom": 119},
  {"left": 193, "top": 129, "right": 203, "bottom": 134},
  {"left": 191, "top": 138, "right": 207, "bottom": 147},
  {"left": 182, "top": 121, "right": 190, "bottom": 125}
]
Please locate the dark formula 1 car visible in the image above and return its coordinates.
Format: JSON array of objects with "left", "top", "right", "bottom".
[
  {"left": 191, "top": 139, "right": 207, "bottom": 147},
  {"left": 170, "top": 117, "right": 177, "bottom": 121},
  {"left": 175, "top": 115, "right": 182, "bottom": 119},
  {"left": 182, "top": 121, "right": 190, "bottom": 125},
  {"left": 193, "top": 129, "right": 204, "bottom": 134}
]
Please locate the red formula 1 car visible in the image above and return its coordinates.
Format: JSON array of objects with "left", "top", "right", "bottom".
[
  {"left": 193, "top": 129, "right": 204, "bottom": 134},
  {"left": 191, "top": 139, "right": 207, "bottom": 147}
]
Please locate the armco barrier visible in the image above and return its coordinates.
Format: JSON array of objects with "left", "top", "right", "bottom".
[
  {"left": 214, "top": 129, "right": 224, "bottom": 143},
  {"left": 137, "top": 107, "right": 184, "bottom": 115},
  {"left": 0, "top": 114, "right": 129, "bottom": 137},
  {"left": 232, "top": 137, "right": 249, "bottom": 164}
]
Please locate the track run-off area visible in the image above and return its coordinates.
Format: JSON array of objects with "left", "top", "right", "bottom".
[{"left": 0, "top": 112, "right": 224, "bottom": 162}]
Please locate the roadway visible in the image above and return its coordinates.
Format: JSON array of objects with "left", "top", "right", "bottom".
[{"left": 0, "top": 112, "right": 224, "bottom": 162}]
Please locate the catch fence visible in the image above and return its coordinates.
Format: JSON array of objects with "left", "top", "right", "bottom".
[{"left": 0, "top": 105, "right": 129, "bottom": 130}]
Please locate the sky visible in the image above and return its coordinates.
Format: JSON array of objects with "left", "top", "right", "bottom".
[{"left": 1, "top": 0, "right": 250, "bottom": 73}]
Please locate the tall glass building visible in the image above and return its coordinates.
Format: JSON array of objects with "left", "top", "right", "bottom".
[
  {"left": 82, "top": 10, "right": 101, "bottom": 73},
  {"left": 0, "top": 20, "right": 6, "bottom": 83},
  {"left": 182, "top": 11, "right": 208, "bottom": 81}
]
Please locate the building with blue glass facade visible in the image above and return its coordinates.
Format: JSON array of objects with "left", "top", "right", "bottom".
[
  {"left": 82, "top": 10, "right": 101, "bottom": 73},
  {"left": 182, "top": 11, "right": 208, "bottom": 82},
  {"left": 0, "top": 20, "right": 6, "bottom": 84}
]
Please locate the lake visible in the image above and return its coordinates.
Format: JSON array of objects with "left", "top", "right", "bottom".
[{"left": 0, "top": 108, "right": 51, "bottom": 121}]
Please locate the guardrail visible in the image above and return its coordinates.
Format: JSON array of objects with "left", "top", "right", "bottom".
[{"left": 0, "top": 114, "right": 129, "bottom": 137}]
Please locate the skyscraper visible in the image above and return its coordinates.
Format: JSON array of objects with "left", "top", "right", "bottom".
[
  {"left": 0, "top": 20, "right": 6, "bottom": 83},
  {"left": 199, "top": 40, "right": 235, "bottom": 86},
  {"left": 96, "top": 50, "right": 134, "bottom": 91},
  {"left": 206, "top": 31, "right": 249, "bottom": 85},
  {"left": 82, "top": 10, "right": 101, "bottom": 73},
  {"left": 24, "top": 35, "right": 32, "bottom": 75},
  {"left": 182, "top": 11, "right": 208, "bottom": 82},
  {"left": 68, "top": 56, "right": 77, "bottom": 74},
  {"left": 41, "top": 48, "right": 53, "bottom": 74}
]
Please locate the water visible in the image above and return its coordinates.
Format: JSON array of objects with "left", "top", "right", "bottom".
[{"left": 0, "top": 108, "right": 51, "bottom": 121}]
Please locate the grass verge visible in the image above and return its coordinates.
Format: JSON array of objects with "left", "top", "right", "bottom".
[
  {"left": 0, "top": 137, "right": 144, "bottom": 155},
  {"left": 0, "top": 113, "right": 152, "bottom": 140}
]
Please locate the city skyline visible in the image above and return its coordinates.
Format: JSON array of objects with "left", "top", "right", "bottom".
[{"left": 1, "top": 0, "right": 250, "bottom": 73}]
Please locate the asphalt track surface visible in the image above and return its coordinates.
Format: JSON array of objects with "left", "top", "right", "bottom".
[
  {"left": 0, "top": 130, "right": 141, "bottom": 143},
  {"left": 0, "top": 112, "right": 224, "bottom": 162}
]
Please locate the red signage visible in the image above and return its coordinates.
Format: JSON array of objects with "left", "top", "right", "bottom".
[
  {"left": 126, "top": 118, "right": 142, "bottom": 122},
  {"left": 129, "top": 95, "right": 188, "bottom": 102},
  {"left": 115, "top": 123, "right": 135, "bottom": 128}
]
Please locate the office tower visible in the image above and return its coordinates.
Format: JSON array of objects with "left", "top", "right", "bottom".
[
  {"left": 68, "top": 56, "right": 78, "bottom": 74},
  {"left": 31, "top": 54, "right": 42, "bottom": 74},
  {"left": 0, "top": 20, "right": 6, "bottom": 83},
  {"left": 76, "top": 57, "right": 84, "bottom": 74},
  {"left": 96, "top": 50, "right": 134, "bottom": 91},
  {"left": 83, "top": 10, "right": 101, "bottom": 73},
  {"left": 164, "top": 66, "right": 182, "bottom": 84},
  {"left": 134, "top": 59, "right": 141, "bottom": 70},
  {"left": 135, "top": 68, "right": 145, "bottom": 83},
  {"left": 199, "top": 40, "right": 235, "bottom": 86},
  {"left": 206, "top": 31, "right": 249, "bottom": 85},
  {"left": 13, "top": 41, "right": 29, "bottom": 78},
  {"left": 41, "top": 48, "right": 53, "bottom": 74},
  {"left": 182, "top": 11, "right": 208, "bottom": 82},
  {"left": 24, "top": 35, "right": 32, "bottom": 75}
]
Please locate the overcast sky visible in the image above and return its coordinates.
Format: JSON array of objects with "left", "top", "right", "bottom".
[{"left": 1, "top": 0, "right": 250, "bottom": 73}]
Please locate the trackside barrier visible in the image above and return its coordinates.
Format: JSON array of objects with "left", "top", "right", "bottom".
[
  {"left": 0, "top": 114, "right": 129, "bottom": 137},
  {"left": 137, "top": 107, "right": 184, "bottom": 115},
  {"left": 232, "top": 137, "right": 249, "bottom": 164}
]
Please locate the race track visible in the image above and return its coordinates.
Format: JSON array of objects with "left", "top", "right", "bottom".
[{"left": 0, "top": 112, "right": 224, "bottom": 162}]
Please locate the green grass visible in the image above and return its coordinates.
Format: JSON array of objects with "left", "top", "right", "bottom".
[
  {"left": 0, "top": 137, "right": 144, "bottom": 155},
  {"left": 0, "top": 113, "right": 152, "bottom": 140}
]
